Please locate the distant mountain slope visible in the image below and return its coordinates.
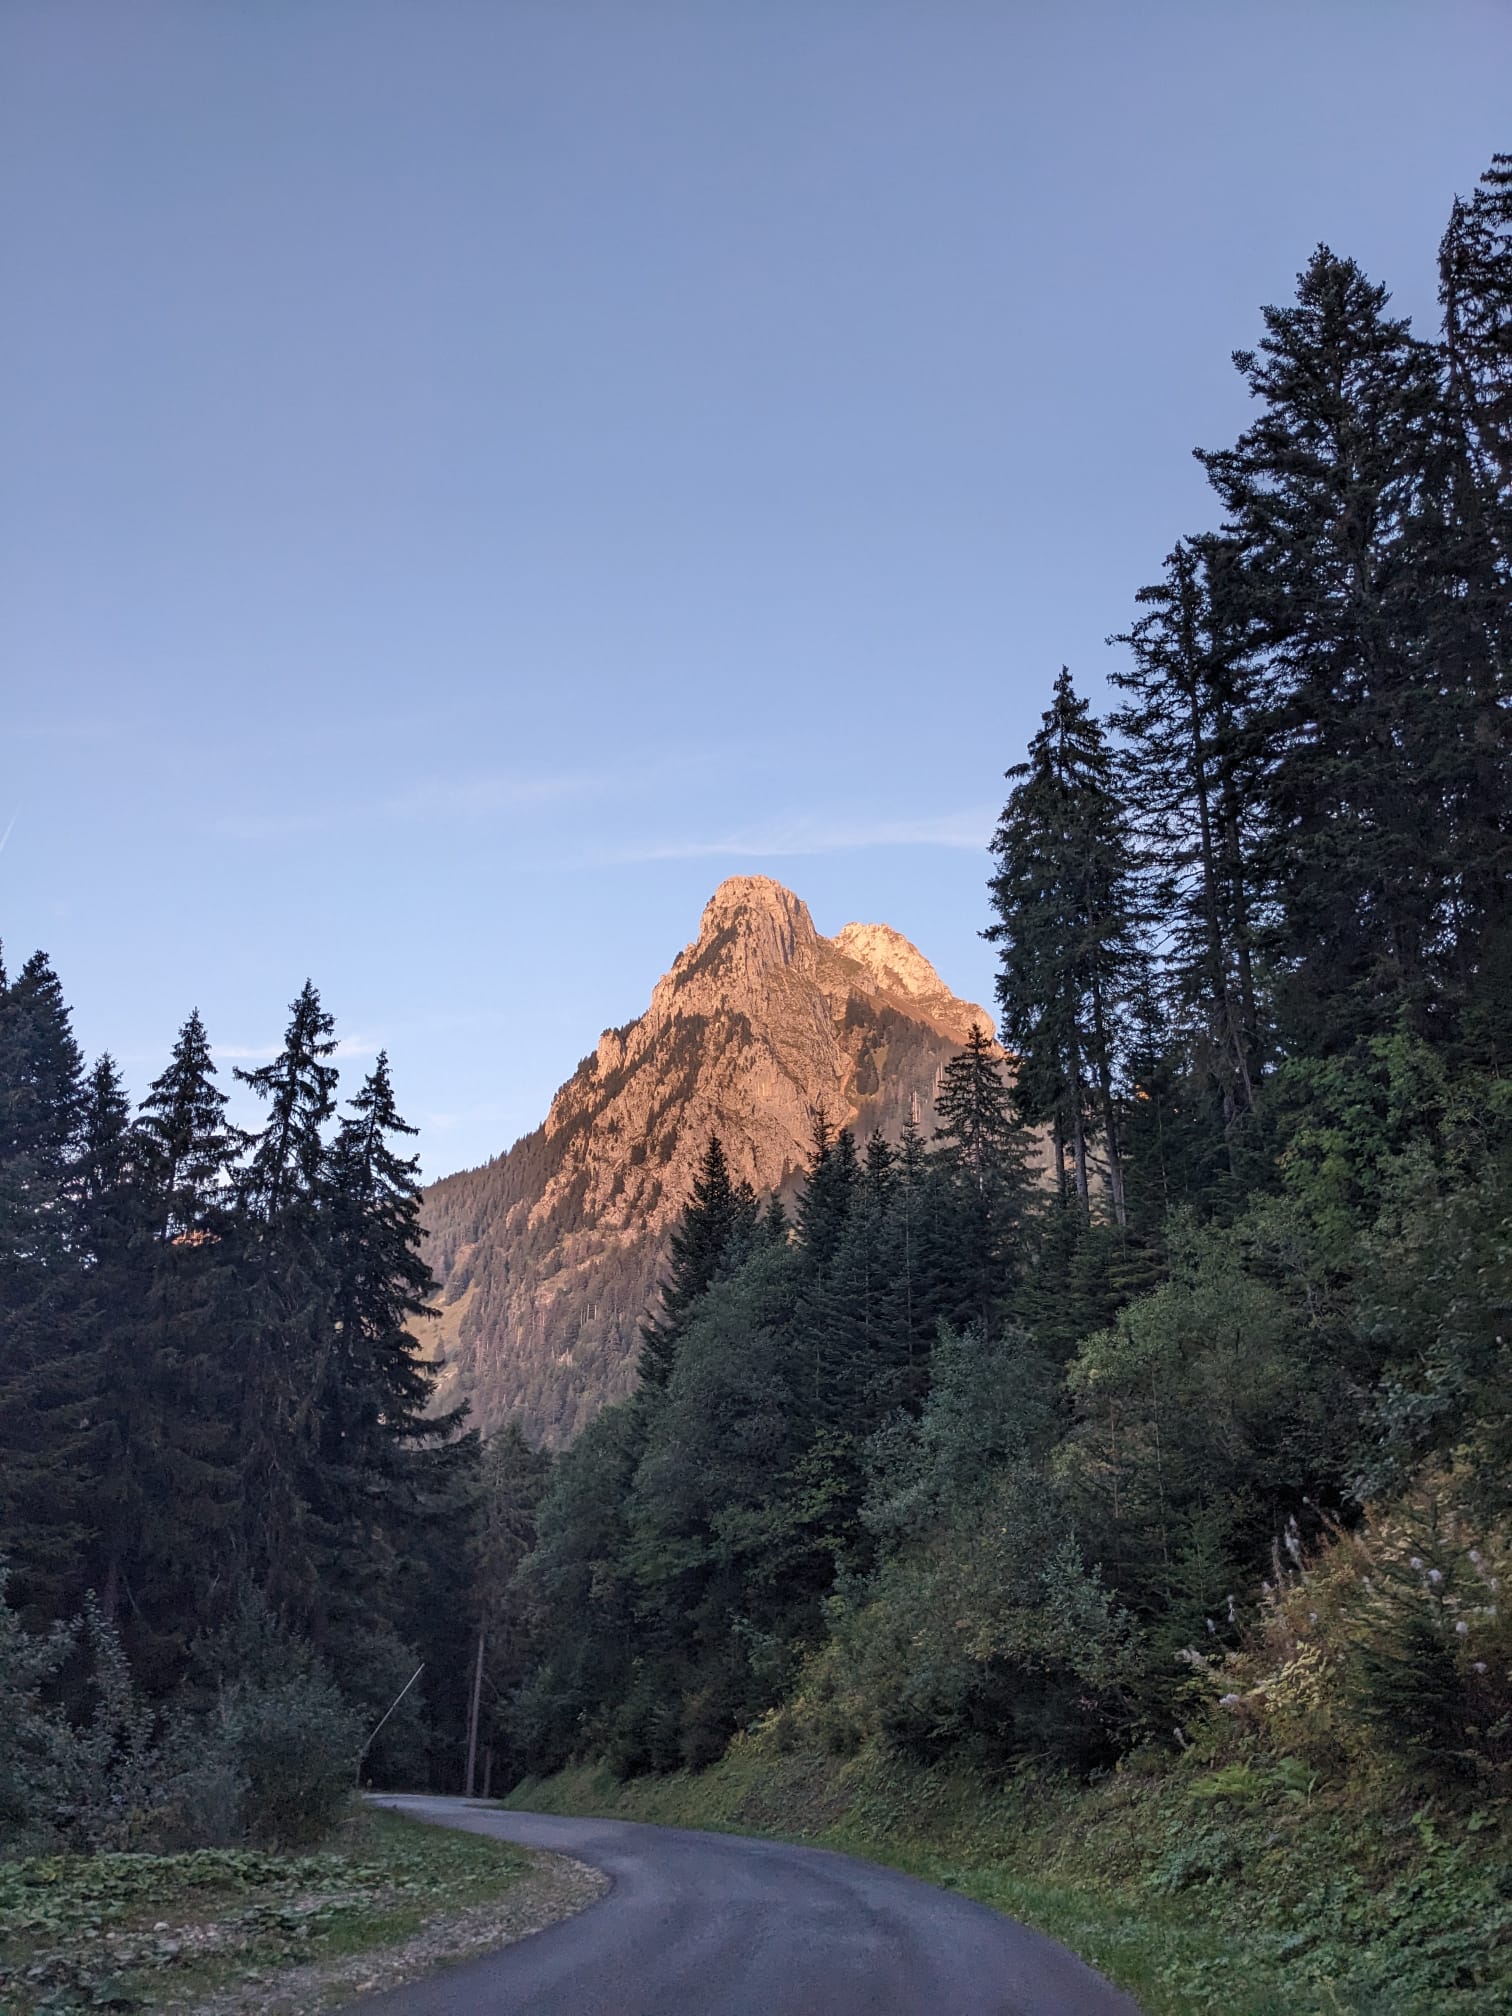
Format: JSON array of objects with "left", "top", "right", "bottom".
[{"left": 420, "top": 877, "right": 995, "bottom": 1444}]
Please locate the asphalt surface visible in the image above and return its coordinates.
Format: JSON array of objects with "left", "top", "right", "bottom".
[{"left": 359, "top": 1794, "right": 1140, "bottom": 2015}]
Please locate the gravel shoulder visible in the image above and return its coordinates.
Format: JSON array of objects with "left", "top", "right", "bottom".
[{"left": 186, "top": 1847, "right": 609, "bottom": 2015}]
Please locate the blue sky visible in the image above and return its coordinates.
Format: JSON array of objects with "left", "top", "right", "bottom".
[{"left": 3, "top": 2, "right": 1508, "bottom": 1177}]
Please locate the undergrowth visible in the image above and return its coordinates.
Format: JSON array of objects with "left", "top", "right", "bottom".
[{"left": 0, "top": 1804, "right": 529, "bottom": 2014}]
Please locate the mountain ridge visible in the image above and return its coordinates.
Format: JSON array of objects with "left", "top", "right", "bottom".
[{"left": 420, "top": 876, "right": 995, "bottom": 1443}]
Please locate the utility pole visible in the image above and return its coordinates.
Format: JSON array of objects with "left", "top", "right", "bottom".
[{"left": 464, "top": 1630, "right": 486, "bottom": 1798}]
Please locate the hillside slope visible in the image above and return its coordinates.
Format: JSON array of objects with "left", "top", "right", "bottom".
[{"left": 420, "top": 877, "right": 999, "bottom": 1443}]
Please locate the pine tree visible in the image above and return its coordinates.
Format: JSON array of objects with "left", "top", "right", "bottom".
[
  {"left": 111, "top": 1015, "right": 245, "bottom": 1686},
  {"left": 323, "top": 1051, "right": 442, "bottom": 1460},
  {"left": 313, "top": 1052, "right": 451, "bottom": 1675},
  {"left": 987, "top": 670, "right": 1138, "bottom": 1224},
  {"left": 1440, "top": 154, "right": 1512, "bottom": 543},
  {"left": 1110, "top": 538, "right": 1268, "bottom": 1128},
  {"left": 75, "top": 1057, "right": 152, "bottom": 1625},
  {"left": 794, "top": 1112, "right": 859, "bottom": 1269},
  {"left": 0, "top": 952, "right": 95, "bottom": 1620},
  {"left": 473, "top": 1421, "right": 551, "bottom": 1777},
  {"left": 1196, "top": 248, "right": 1448, "bottom": 1049},
  {"left": 930, "top": 1024, "right": 1037, "bottom": 1336},
  {"left": 231, "top": 982, "right": 342, "bottom": 1620},
  {"left": 136, "top": 1009, "right": 236, "bottom": 1239},
  {"left": 235, "top": 982, "right": 339, "bottom": 1221},
  {"left": 1433, "top": 157, "right": 1512, "bottom": 1063},
  {"left": 638, "top": 1134, "right": 757, "bottom": 1391}
]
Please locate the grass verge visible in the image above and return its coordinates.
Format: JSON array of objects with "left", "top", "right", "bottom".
[
  {"left": 505, "top": 1739, "right": 1512, "bottom": 2015},
  {"left": 0, "top": 1804, "right": 531, "bottom": 2014}
]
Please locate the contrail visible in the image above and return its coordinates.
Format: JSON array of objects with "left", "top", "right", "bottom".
[{"left": 0, "top": 810, "right": 17, "bottom": 856}]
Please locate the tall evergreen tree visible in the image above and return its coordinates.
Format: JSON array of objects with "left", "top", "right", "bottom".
[
  {"left": 1433, "top": 159, "right": 1512, "bottom": 1062},
  {"left": 929, "top": 1023, "right": 1037, "bottom": 1336},
  {"left": 638, "top": 1134, "right": 756, "bottom": 1391},
  {"left": 136, "top": 1009, "right": 236, "bottom": 1239},
  {"left": 112, "top": 1014, "right": 245, "bottom": 1684},
  {"left": 0, "top": 952, "right": 94, "bottom": 1620},
  {"left": 1440, "top": 154, "right": 1512, "bottom": 541},
  {"left": 987, "top": 669, "right": 1138, "bottom": 1224},
  {"left": 231, "top": 982, "right": 341, "bottom": 1620},
  {"left": 75, "top": 1057, "right": 153, "bottom": 1625},
  {"left": 1196, "top": 248, "right": 1448, "bottom": 1049},
  {"left": 313, "top": 1052, "right": 450, "bottom": 1676},
  {"left": 1111, "top": 538, "right": 1268, "bottom": 1129}
]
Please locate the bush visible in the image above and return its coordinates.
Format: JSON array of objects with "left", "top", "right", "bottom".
[
  {"left": 153, "top": 1713, "right": 250, "bottom": 1850},
  {"left": 1204, "top": 1480, "right": 1512, "bottom": 1792},
  {"left": 0, "top": 1566, "right": 74, "bottom": 1853},
  {"left": 52, "top": 1595, "right": 167, "bottom": 1852},
  {"left": 217, "top": 1670, "right": 360, "bottom": 1848}
]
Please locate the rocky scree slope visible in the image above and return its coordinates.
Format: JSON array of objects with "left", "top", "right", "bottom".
[{"left": 419, "top": 877, "right": 996, "bottom": 1445}]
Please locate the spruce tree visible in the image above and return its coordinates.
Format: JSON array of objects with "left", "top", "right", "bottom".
[
  {"left": 75, "top": 1057, "right": 152, "bottom": 1625},
  {"left": 231, "top": 982, "right": 342, "bottom": 1620},
  {"left": 1196, "top": 248, "right": 1447, "bottom": 1049},
  {"left": 987, "top": 669, "right": 1137, "bottom": 1224},
  {"left": 1110, "top": 538, "right": 1268, "bottom": 1129},
  {"left": 1433, "top": 156, "right": 1512, "bottom": 1062},
  {"left": 235, "top": 981, "right": 339, "bottom": 1220},
  {"left": 118, "top": 1015, "right": 244, "bottom": 1684},
  {"left": 930, "top": 1024, "right": 1037, "bottom": 1336},
  {"left": 323, "top": 1050, "right": 442, "bottom": 1460},
  {"left": 136, "top": 1009, "right": 237, "bottom": 1238},
  {"left": 638, "top": 1134, "right": 756, "bottom": 1391},
  {"left": 473, "top": 1421, "right": 551, "bottom": 1778},
  {"left": 1440, "top": 154, "right": 1512, "bottom": 543},
  {"left": 0, "top": 952, "right": 95, "bottom": 1619}
]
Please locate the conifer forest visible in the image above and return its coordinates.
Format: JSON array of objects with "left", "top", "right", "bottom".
[{"left": 4, "top": 145, "right": 1512, "bottom": 2010}]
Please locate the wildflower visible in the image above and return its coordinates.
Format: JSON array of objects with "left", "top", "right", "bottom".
[
  {"left": 1474, "top": 1662, "right": 1488, "bottom": 1675},
  {"left": 1428, "top": 1568, "right": 1443, "bottom": 1585},
  {"left": 1218, "top": 1693, "right": 1242, "bottom": 1709},
  {"left": 1206, "top": 1617, "right": 1216, "bottom": 1634},
  {"left": 1455, "top": 1620, "right": 1469, "bottom": 1636},
  {"left": 1410, "top": 1557, "right": 1425, "bottom": 1571},
  {"left": 1469, "top": 1550, "right": 1483, "bottom": 1567},
  {"left": 1226, "top": 1594, "right": 1237, "bottom": 1623}
]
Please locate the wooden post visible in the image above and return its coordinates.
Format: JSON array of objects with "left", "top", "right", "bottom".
[
  {"left": 464, "top": 1631, "right": 486, "bottom": 1798},
  {"left": 482, "top": 1745, "right": 494, "bottom": 1801}
]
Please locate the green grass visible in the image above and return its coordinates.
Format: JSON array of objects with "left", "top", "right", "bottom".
[
  {"left": 505, "top": 1740, "right": 1512, "bottom": 2015},
  {"left": 0, "top": 1805, "right": 530, "bottom": 2014}
]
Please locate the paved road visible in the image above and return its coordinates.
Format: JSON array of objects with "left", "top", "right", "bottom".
[{"left": 360, "top": 1794, "right": 1139, "bottom": 2015}]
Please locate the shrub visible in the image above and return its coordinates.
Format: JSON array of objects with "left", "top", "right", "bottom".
[
  {"left": 217, "top": 1670, "right": 360, "bottom": 1848},
  {"left": 1204, "top": 1479, "right": 1512, "bottom": 1791},
  {"left": 0, "top": 1566, "right": 74, "bottom": 1853}
]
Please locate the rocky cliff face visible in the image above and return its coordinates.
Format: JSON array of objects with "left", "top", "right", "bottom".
[{"left": 420, "top": 877, "right": 994, "bottom": 1444}]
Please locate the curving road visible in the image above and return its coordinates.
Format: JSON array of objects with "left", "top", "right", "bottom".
[{"left": 360, "top": 1794, "right": 1139, "bottom": 2015}]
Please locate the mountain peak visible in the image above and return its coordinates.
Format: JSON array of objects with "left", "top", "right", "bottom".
[
  {"left": 831, "top": 920, "right": 964, "bottom": 1011},
  {"left": 422, "top": 878, "right": 1000, "bottom": 1442},
  {"left": 693, "top": 875, "right": 817, "bottom": 967}
]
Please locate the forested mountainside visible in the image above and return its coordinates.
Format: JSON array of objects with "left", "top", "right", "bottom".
[
  {"left": 420, "top": 877, "right": 1002, "bottom": 1444},
  {"left": 465, "top": 153, "right": 1512, "bottom": 2012}
]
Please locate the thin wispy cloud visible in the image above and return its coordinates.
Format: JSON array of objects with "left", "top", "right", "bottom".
[
  {"left": 608, "top": 808, "right": 996, "bottom": 864},
  {"left": 213, "top": 771, "right": 604, "bottom": 842},
  {"left": 0, "top": 809, "right": 18, "bottom": 857}
]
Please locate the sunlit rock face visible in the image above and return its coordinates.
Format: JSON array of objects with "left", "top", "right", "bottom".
[{"left": 420, "top": 876, "right": 995, "bottom": 1445}]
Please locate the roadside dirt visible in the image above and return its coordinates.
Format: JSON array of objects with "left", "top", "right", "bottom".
[{"left": 183, "top": 1849, "right": 608, "bottom": 2014}]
